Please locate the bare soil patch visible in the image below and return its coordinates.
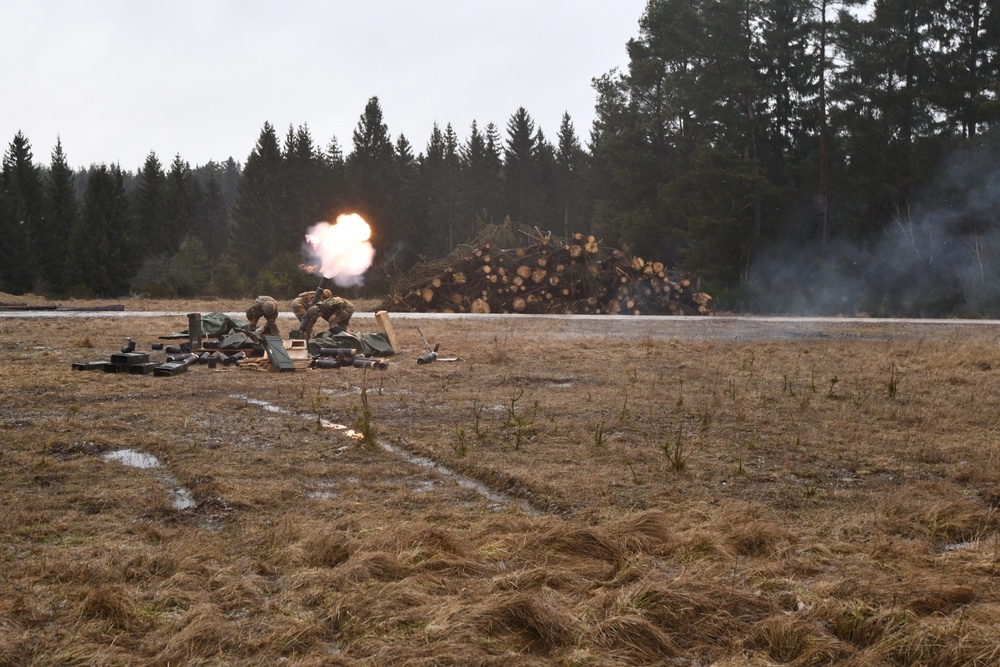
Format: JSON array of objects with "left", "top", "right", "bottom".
[{"left": 2, "top": 301, "right": 1000, "bottom": 665}]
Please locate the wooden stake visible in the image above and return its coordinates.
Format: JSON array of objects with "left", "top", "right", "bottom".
[{"left": 374, "top": 310, "right": 401, "bottom": 354}]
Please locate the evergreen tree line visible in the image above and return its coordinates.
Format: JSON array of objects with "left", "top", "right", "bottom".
[
  {"left": 1, "top": 0, "right": 998, "bottom": 315},
  {"left": 0, "top": 101, "right": 590, "bottom": 302},
  {"left": 590, "top": 0, "right": 1000, "bottom": 315}
]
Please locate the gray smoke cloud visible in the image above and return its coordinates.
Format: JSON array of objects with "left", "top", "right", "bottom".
[{"left": 745, "top": 143, "right": 1000, "bottom": 317}]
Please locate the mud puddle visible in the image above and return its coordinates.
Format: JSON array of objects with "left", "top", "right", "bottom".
[
  {"left": 102, "top": 448, "right": 197, "bottom": 510},
  {"left": 233, "top": 394, "right": 540, "bottom": 513}
]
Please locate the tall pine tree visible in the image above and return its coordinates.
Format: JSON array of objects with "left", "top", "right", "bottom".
[
  {"left": 460, "top": 120, "right": 503, "bottom": 237},
  {"left": 554, "top": 113, "right": 590, "bottom": 238},
  {"left": 503, "top": 107, "right": 542, "bottom": 225},
  {"left": 0, "top": 132, "right": 43, "bottom": 294},
  {"left": 346, "top": 96, "right": 400, "bottom": 275},
  {"left": 163, "top": 154, "right": 199, "bottom": 255},
  {"left": 133, "top": 152, "right": 167, "bottom": 258},
  {"left": 43, "top": 138, "right": 78, "bottom": 294},
  {"left": 232, "top": 122, "right": 283, "bottom": 276}
]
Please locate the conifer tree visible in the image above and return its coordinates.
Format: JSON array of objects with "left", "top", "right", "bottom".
[
  {"left": 554, "top": 113, "right": 590, "bottom": 238},
  {"left": 420, "top": 122, "right": 464, "bottom": 255},
  {"left": 929, "top": 0, "right": 998, "bottom": 140},
  {"left": 44, "top": 138, "right": 78, "bottom": 294},
  {"left": 197, "top": 170, "right": 229, "bottom": 260},
  {"left": 220, "top": 157, "right": 241, "bottom": 208},
  {"left": 163, "top": 154, "right": 199, "bottom": 255},
  {"left": 71, "top": 164, "right": 135, "bottom": 296},
  {"left": 133, "top": 152, "right": 167, "bottom": 258},
  {"left": 346, "top": 97, "right": 399, "bottom": 268},
  {"left": 834, "top": 0, "right": 939, "bottom": 234},
  {"left": 282, "top": 123, "right": 327, "bottom": 248},
  {"left": 443, "top": 123, "right": 463, "bottom": 245},
  {"left": 483, "top": 123, "right": 505, "bottom": 224},
  {"left": 503, "top": 107, "right": 541, "bottom": 224},
  {"left": 461, "top": 120, "right": 501, "bottom": 237},
  {"left": 322, "top": 135, "right": 347, "bottom": 214},
  {"left": 394, "top": 133, "right": 424, "bottom": 264},
  {"left": 534, "top": 127, "right": 558, "bottom": 227},
  {"left": 0, "top": 132, "right": 42, "bottom": 294},
  {"left": 591, "top": 0, "right": 767, "bottom": 282},
  {"left": 175, "top": 233, "right": 210, "bottom": 293},
  {"left": 232, "top": 122, "right": 283, "bottom": 275}
]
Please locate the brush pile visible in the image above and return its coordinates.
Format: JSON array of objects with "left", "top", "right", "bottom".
[{"left": 385, "top": 224, "right": 712, "bottom": 315}]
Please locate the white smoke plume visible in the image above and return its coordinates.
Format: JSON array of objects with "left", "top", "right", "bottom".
[{"left": 302, "top": 213, "right": 375, "bottom": 286}]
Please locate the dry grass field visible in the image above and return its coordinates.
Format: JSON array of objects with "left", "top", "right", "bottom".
[{"left": 2, "top": 295, "right": 1000, "bottom": 666}]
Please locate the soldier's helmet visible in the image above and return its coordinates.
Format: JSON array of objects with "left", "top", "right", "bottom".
[
  {"left": 322, "top": 289, "right": 333, "bottom": 300},
  {"left": 262, "top": 299, "right": 277, "bottom": 317}
]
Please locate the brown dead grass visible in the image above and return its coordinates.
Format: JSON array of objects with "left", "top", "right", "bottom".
[{"left": 2, "top": 300, "right": 1000, "bottom": 664}]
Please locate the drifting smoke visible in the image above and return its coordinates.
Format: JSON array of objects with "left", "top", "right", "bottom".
[
  {"left": 302, "top": 213, "right": 375, "bottom": 286},
  {"left": 745, "top": 143, "right": 1000, "bottom": 317}
]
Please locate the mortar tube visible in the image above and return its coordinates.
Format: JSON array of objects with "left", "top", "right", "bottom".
[
  {"left": 187, "top": 313, "right": 202, "bottom": 351},
  {"left": 310, "top": 277, "right": 331, "bottom": 306}
]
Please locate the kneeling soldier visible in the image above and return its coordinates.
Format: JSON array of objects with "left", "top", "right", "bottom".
[
  {"left": 303, "top": 296, "right": 355, "bottom": 338},
  {"left": 291, "top": 288, "right": 332, "bottom": 322},
  {"left": 246, "top": 295, "right": 280, "bottom": 336}
]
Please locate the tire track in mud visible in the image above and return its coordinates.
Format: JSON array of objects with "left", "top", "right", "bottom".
[
  {"left": 100, "top": 448, "right": 198, "bottom": 510},
  {"left": 232, "top": 394, "right": 544, "bottom": 515}
]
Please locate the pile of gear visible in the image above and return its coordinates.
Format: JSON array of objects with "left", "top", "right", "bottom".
[
  {"left": 72, "top": 337, "right": 249, "bottom": 376},
  {"left": 72, "top": 289, "right": 396, "bottom": 376}
]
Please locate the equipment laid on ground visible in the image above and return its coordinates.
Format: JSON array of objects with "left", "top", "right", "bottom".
[
  {"left": 72, "top": 308, "right": 395, "bottom": 376},
  {"left": 262, "top": 335, "right": 297, "bottom": 372},
  {"left": 415, "top": 327, "right": 459, "bottom": 365}
]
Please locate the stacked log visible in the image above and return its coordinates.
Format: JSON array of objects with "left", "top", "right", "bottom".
[{"left": 385, "top": 228, "right": 712, "bottom": 316}]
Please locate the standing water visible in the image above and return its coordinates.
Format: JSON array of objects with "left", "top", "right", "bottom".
[
  {"left": 101, "top": 448, "right": 197, "bottom": 510},
  {"left": 232, "top": 394, "right": 540, "bottom": 514}
]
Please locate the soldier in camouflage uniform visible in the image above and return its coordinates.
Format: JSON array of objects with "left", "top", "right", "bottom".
[
  {"left": 290, "top": 288, "right": 333, "bottom": 321},
  {"left": 303, "top": 295, "right": 355, "bottom": 337},
  {"left": 245, "top": 295, "right": 280, "bottom": 336}
]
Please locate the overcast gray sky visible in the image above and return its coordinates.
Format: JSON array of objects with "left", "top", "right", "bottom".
[{"left": 2, "top": 1, "right": 648, "bottom": 171}]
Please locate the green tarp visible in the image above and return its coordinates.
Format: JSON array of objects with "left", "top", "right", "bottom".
[
  {"left": 161, "top": 312, "right": 252, "bottom": 338},
  {"left": 307, "top": 330, "right": 395, "bottom": 357}
]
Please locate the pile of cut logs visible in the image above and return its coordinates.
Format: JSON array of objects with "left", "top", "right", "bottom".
[{"left": 385, "top": 229, "right": 712, "bottom": 316}]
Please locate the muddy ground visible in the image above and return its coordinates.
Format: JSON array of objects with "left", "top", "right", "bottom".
[{"left": 2, "top": 303, "right": 1000, "bottom": 665}]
